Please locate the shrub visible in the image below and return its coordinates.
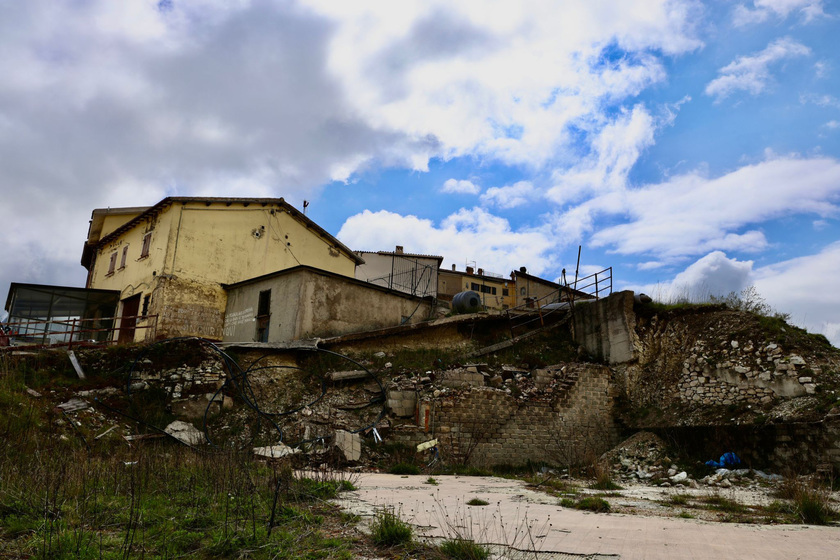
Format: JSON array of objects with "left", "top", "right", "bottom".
[
  {"left": 466, "top": 498, "right": 489, "bottom": 506},
  {"left": 439, "top": 538, "right": 490, "bottom": 560},
  {"left": 370, "top": 509, "right": 413, "bottom": 547},
  {"left": 389, "top": 463, "right": 421, "bottom": 475},
  {"left": 576, "top": 497, "right": 611, "bottom": 513}
]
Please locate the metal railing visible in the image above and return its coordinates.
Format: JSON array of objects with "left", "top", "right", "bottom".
[
  {"left": 366, "top": 256, "right": 437, "bottom": 298},
  {"left": 0, "top": 314, "right": 158, "bottom": 348},
  {"left": 573, "top": 266, "right": 612, "bottom": 300},
  {"left": 504, "top": 266, "right": 612, "bottom": 337}
]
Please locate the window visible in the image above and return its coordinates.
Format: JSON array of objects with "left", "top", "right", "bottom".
[
  {"left": 471, "top": 282, "right": 480, "bottom": 291},
  {"left": 141, "top": 294, "right": 151, "bottom": 316},
  {"left": 502, "top": 288, "right": 509, "bottom": 296},
  {"left": 256, "top": 290, "right": 271, "bottom": 342},
  {"left": 491, "top": 287, "right": 497, "bottom": 295},
  {"left": 119, "top": 245, "right": 129, "bottom": 269},
  {"left": 140, "top": 232, "right": 152, "bottom": 258},
  {"left": 107, "top": 252, "right": 118, "bottom": 275}
]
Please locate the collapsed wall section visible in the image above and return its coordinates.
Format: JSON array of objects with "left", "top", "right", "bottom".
[{"left": 398, "top": 363, "right": 619, "bottom": 467}]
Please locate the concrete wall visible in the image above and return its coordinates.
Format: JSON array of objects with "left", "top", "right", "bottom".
[
  {"left": 223, "top": 267, "right": 434, "bottom": 342},
  {"left": 573, "top": 291, "right": 638, "bottom": 364}
]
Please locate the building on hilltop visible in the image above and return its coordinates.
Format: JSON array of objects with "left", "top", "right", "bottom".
[
  {"left": 81, "top": 197, "right": 363, "bottom": 342},
  {"left": 437, "top": 265, "right": 515, "bottom": 310},
  {"left": 353, "top": 246, "right": 442, "bottom": 298}
]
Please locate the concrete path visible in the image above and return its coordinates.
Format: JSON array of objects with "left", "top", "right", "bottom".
[{"left": 335, "top": 473, "right": 840, "bottom": 560}]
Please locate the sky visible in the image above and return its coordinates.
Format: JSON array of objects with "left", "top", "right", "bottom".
[{"left": 1, "top": 0, "right": 839, "bottom": 345}]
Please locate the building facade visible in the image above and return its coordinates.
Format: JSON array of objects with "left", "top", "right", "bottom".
[
  {"left": 81, "top": 197, "right": 362, "bottom": 341},
  {"left": 353, "top": 246, "right": 442, "bottom": 298}
]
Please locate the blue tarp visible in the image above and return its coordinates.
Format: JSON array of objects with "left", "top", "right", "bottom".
[{"left": 705, "top": 452, "right": 742, "bottom": 469}]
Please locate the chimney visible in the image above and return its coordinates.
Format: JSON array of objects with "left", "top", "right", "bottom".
[
  {"left": 395, "top": 245, "right": 404, "bottom": 254},
  {"left": 466, "top": 266, "right": 474, "bottom": 275},
  {"left": 477, "top": 268, "right": 484, "bottom": 276},
  {"left": 451, "top": 264, "right": 456, "bottom": 271}
]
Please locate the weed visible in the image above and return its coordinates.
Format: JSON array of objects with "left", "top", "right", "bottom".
[
  {"left": 678, "top": 512, "right": 694, "bottom": 519},
  {"left": 426, "top": 477, "right": 439, "bottom": 485},
  {"left": 369, "top": 509, "right": 413, "bottom": 547},
  {"left": 589, "top": 466, "right": 622, "bottom": 490},
  {"left": 576, "top": 497, "right": 611, "bottom": 513},
  {"left": 666, "top": 494, "right": 691, "bottom": 506},
  {"left": 439, "top": 538, "right": 490, "bottom": 560},
  {"left": 390, "top": 463, "right": 421, "bottom": 475},
  {"left": 466, "top": 498, "right": 489, "bottom": 506}
]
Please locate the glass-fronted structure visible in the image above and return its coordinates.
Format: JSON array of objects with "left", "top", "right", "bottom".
[{"left": 3, "top": 283, "right": 121, "bottom": 346}]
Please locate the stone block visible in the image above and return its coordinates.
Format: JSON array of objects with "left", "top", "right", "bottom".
[{"left": 334, "top": 430, "right": 362, "bottom": 462}]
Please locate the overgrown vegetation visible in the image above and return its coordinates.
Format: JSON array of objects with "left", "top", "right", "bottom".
[
  {"left": 439, "top": 538, "right": 490, "bottom": 560},
  {"left": 0, "top": 352, "right": 359, "bottom": 559},
  {"left": 369, "top": 509, "right": 413, "bottom": 547}
]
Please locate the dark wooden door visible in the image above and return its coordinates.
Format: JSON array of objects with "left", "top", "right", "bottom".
[{"left": 118, "top": 294, "right": 141, "bottom": 344}]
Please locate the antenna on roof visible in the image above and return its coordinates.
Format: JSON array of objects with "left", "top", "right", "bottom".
[{"left": 303, "top": 200, "right": 309, "bottom": 215}]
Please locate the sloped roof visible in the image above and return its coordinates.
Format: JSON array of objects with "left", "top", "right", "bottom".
[{"left": 81, "top": 197, "right": 364, "bottom": 268}]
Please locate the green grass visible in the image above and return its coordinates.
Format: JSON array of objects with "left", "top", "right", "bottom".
[
  {"left": 666, "top": 493, "right": 691, "bottom": 506},
  {"left": 439, "top": 538, "right": 490, "bottom": 560},
  {"left": 577, "top": 497, "right": 611, "bottom": 512},
  {"left": 561, "top": 496, "right": 610, "bottom": 513},
  {"left": 466, "top": 498, "right": 489, "bottom": 506},
  {"left": 369, "top": 509, "right": 413, "bottom": 547},
  {"left": 389, "top": 463, "right": 421, "bottom": 475},
  {"left": 426, "top": 477, "right": 439, "bottom": 485}
]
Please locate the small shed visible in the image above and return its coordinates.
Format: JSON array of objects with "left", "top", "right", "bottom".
[{"left": 222, "top": 266, "right": 434, "bottom": 342}]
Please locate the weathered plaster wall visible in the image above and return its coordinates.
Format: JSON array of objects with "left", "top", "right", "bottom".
[{"left": 223, "top": 268, "right": 434, "bottom": 342}]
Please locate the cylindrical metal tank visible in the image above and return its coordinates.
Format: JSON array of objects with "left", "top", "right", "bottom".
[{"left": 451, "top": 290, "right": 482, "bottom": 314}]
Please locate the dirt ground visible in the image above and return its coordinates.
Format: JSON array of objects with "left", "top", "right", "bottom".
[{"left": 335, "top": 473, "right": 840, "bottom": 560}]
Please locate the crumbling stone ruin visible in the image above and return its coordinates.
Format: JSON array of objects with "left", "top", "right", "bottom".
[{"left": 8, "top": 290, "right": 840, "bottom": 477}]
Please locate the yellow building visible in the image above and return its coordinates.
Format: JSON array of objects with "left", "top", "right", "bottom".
[
  {"left": 81, "top": 197, "right": 362, "bottom": 342},
  {"left": 437, "top": 266, "right": 515, "bottom": 310}
]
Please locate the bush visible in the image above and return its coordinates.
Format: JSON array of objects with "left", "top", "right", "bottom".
[
  {"left": 576, "top": 497, "right": 611, "bottom": 513},
  {"left": 389, "top": 463, "right": 421, "bottom": 475},
  {"left": 439, "top": 538, "right": 490, "bottom": 560},
  {"left": 466, "top": 498, "right": 489, "bottom": 506},
  {"left": 370, "top": 509, "right": 413, "bottom": 547}
]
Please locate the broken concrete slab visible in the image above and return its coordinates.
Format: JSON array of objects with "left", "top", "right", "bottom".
[
  {"left": 253, "top": 443, "right": 300, "bottom": 459},
  {"left": 334, "top": 429, "right": 362, "bottom": 462},
  {"left": 329, "top": 370, "right": 370, "bottom": 382},
  {"left": 164, "top": 420, "right": 205, "bottom": 445},
  {"left": 56, "top": 398, "right": 89, "bottom": 412}
]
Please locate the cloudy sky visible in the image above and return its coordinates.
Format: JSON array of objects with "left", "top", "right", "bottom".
[{"left": 1, "top": 0, "right": 839, "bottom": 344}]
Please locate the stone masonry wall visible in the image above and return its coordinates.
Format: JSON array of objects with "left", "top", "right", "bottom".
[{"left": 400, "top": 363, "right": 619, "bottom": 467}]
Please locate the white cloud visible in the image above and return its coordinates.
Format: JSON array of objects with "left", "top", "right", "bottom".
[
  {"left": 824, "top": 121, "right": 840, "bottom": 130},
  {"left": 548, "top": 105, "right": 656, "bottom": 205},
  {"left": 754, "top": 242, "right": 840, "bottom": 346},
  {"left": 441, "top": 178, "right": 480, "bottom": 195},
  {"left": 628, "top": 247, "right": 840, "bottom": 346},
  {"left": 627, "top": 251, "right": 754, "bottom": 302},
  {"left": 800, "top": 93, "right": 840, "bottom": 108},
  {"left": 338, "top": 207, "right": 555, "bottom": 276},
  {"left": 304, "top": 0, "right": 701, "bottom": 169},
  {"left": 733, "top": 0, "right": 825, "bottom": 26},
  {"left": 586, "top": 154, "right": 840, "bottom": 258},
  {"left": 705, "top": 38, "right": 811, "bottom": 102},
  {"left": 481, "top": 181, "right": 537, "bottom": 208}
]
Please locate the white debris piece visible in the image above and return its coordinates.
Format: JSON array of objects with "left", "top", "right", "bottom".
[
  {"left": 164, "top": 421, "right": 205, "bottom": 445},
  {"left": 253, "top": 443, "right": 300, "bottom": 459}
]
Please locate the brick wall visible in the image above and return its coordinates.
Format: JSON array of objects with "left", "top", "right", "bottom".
[{"left": 398, "top": 363, "right": 619, "bottom": 467}]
